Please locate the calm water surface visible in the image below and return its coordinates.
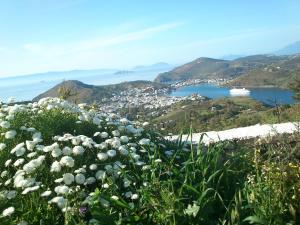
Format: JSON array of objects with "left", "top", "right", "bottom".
[{"left": 171, "top": 83, "right": 296, "bottom": 105}]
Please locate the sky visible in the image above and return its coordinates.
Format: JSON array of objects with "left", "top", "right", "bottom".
[{"left": 0, "top": 0, "right": 300, "bottom": 77}]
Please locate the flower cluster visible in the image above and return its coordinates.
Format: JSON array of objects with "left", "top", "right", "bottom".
[{"left": 0, "top": 97, "right": 169, "bottom": 224}]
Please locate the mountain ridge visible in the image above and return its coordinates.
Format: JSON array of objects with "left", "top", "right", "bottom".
[{"left": 155, "top": 54, "right": 300, "bottom": 88}]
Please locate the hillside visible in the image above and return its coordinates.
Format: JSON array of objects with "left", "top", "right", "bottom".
[
  {"left": 33, "top": 80, "right": 168, "bottom": 103},
  {"left": 155, "top": 54, "right": 300, "bottom": 88},
  {"left": 152, "top": 97, "right": 300, "bottom": 135},
  {"left": 155, "top": 57, "right": 232, "bottom": 82},
  {"left": 228, "top": 55, "right": 300, "bottom": 88}
]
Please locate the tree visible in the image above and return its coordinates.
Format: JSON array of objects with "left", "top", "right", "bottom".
[{"left": 57, "top": 84, "right": 78, "bottom": 102}]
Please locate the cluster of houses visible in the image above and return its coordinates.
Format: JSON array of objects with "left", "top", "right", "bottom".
[
  {"left": 170, "top": 78, "right": 227, "bottom": 88},
  {"left": 97, "top": 85, "right": 205, "bottom": 119}
]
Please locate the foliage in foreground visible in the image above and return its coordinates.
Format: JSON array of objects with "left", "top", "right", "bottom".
[{"left": 0, "top": 98, "right": 299, "bottom": 225}]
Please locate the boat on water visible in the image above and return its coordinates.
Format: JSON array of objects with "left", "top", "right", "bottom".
[{"left": 229, "top": 88, "right": 250, "bottom": 96}]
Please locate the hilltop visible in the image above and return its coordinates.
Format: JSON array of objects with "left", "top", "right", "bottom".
[
  {"left": 33, "top": 80, "right": 168, "bottom": 103},
  {"left": 155, "top": 54, "right": 300, "bottom": 88}
]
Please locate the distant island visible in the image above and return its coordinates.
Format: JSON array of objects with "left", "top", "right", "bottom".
[{"left": 113, "top": 70, "right": 135, "bottom": 75}]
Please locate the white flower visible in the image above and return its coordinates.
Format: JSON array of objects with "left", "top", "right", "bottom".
[
  {"left": 63, "top": 173, "right": 74, "bottom": 185},
  {"left": 97, "top": 153, "right": 108, "bottom": 161},
  {"left": 32, "top": 132, "right": 42, "bottom": 142},
  {"left": 5, "top": 130, "right": 17, "bottom": 139},
  {"left": 62, "top": 146, "right": 72, "bottom": 155},
  {"left": 124, "top": 191, "right": 132, "bottom": 198},
  {"left": 95, "top": 170, "right": 106, "bottom": 180},
  {"left": 23, "top": 157, "right": 45, "bottom": 174},
  {"left": 2, "top": 206, "right": 15, "bottom": 217},
  {"left": 119, "top": 146, "right": 129, "bottom": 155},
  {"left": 104, "top": 165, "right": 113, "bottom": 173},
  {"left": 10, "top": 143, "right": 25, "bottom": 154},
  {"left": 13, "top": 158, "right": 25, "bottom": 167},
  {"left": 26, "top": 140, "right": 36, "bottom": 151},
  {"left": 154, "top": 159, "right": 162, "bottom": 163},
  {"left": 120, "top": 118, "right": 129, "bottom": 124},
  {"left": 135, "top": 161, "right": 145, "bottom": 166},
  {"left": 49, "top": 196, "right": 67, "bottom": 208},
  {"left": 139, "top": 138, "right": 150, "bottom": 145},
  {"left": 120, "top": 136, "right": 129, "bottom": 143},
  {"left": 60, "top": 156, "right": 75, "bottom": 168},
  {"left": 0, "top": 143, "right": 6, "bottom": 151},
  {"left": 123, "top": 178, "right": 131, "bottom": 188},
  {"left": 102, "top": 183, "right": 109, "bottom": 189},
  {"left": 55, "top": 178, "right": 63, "bottom": 183},
  {"left": 75, "top": 173, "right": 85, "bottom": 184},
  {"left": 41, "top": 190, "right": 52, "bottom": 197},
  {"left": 100, "top": 132, "right": 108, "bottom": 139},
  {"left": 111, "top": 139, "right": 121, "bottom": 148},
  {"left": 27, "top": 152, "right": 37, "bottom": 158},
  {"left": 0, "top": 121, "right": 10, "bottom": 129},
  {"left": 111, "top": 195, "right": 119, "bottom": 200},
  {"left": 1, "top": 170, "right": 8, "bottom": 178},
  {"left": 27, "top": 127, "right": 36, "bottom": 132},
  {"left": 94, "top": 132, "right": 100, "bottom": 137},
  {"left": 5, "top": 159, "right": 12, "bottom": 167},
  {"left": 73, "top": 146, "right": 85, "bottom": 155},
  {"left": 107, "top": 149, "right": 117, "bottom": 158},
  {"left": 132, "top": 154, "right": 141, "bottom": 161},
  {"left": 74, "top": 168, "right": 86, "bottom": 174},
  {"left": 52, "top": 148, "right": 62, "bottom": 158},
  {"left": 22, "top": 185, "right": 40, "bottom": 195},
  {"left": 131, "top": 193, "right": 139, "bottom": 200},
  {"left": 93, "top": 117, "right": 101, "bottom": 125},
  {"left": 54, "top": 185, "right": 69, "bottom": 195},
  {"left": 112, "top": 130, "right": 120, "bottom": 137},
  {"left": 71, "top": 137, "right": 81, "bottom": 145},
  {"left": 85, "top": 177, "right": 96, "bottom": 185},
  {"left": 143, "top": 122, "right": 150, "bottom": 127},
  {"left": 5, "top": 178, "right": 12, "bottom": 186},
  {"left": 89, "top": 164, "right": 97, "bottom": 170},
  {"left": 50, "top": 161, "right": 62, "bottom": 172},
  {"left": 6, "top": 190, "right": 17, "bottom": 199},
  {"left": 15, "top": 147, "right": 26, "bottom": 157}
]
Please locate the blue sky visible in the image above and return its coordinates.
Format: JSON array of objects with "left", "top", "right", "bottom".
[{"left": 0, "top": 0, "right": 300, "bottom": 77}]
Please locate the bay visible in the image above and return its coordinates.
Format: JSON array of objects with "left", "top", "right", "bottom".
[{"left": 170, "top": 83, "right": 296, "bottom": 105}]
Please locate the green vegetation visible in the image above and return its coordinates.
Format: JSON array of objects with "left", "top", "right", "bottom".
[
  {"left": 0, "top": 98, "right": 299, "bottom": 225},
  {"left": 290, "top": 78, "right": 300, "bottom": 100},
  {"left": 152, "top": 97, "right": 300, "bottom": 134}
]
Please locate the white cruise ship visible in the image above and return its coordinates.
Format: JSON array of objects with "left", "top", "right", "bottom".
[{"left": 229, "top": 88, "right": 250, "bottom": 96}]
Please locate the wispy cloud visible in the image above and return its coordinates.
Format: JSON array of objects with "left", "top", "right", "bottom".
[
  {"left": 74, "top": 22, "right": 183, "bottom": 50},
  {"left": 23, "top": 22, "right": 184, "bottom": 56}
]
